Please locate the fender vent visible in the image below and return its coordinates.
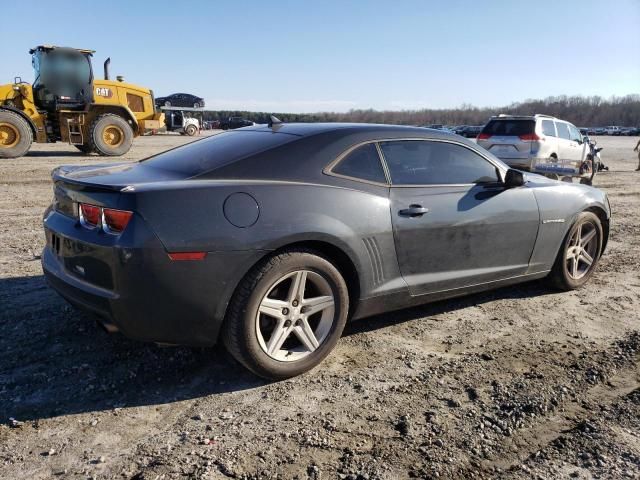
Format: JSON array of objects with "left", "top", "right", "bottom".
[{"left": 363, "top": 237, "right": 385, "bottom": 286}]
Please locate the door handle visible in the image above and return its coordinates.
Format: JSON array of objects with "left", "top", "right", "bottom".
[{"left": 399, "top": 204, "right": 429, "bottom": 217}]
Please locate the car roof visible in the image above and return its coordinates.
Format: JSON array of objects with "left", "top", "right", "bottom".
[{"left": 243, "top": 122, "right": 456, "bottom": 138}]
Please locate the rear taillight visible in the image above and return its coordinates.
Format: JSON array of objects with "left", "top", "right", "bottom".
[
  {"left": 79, "top": 203, "right": 101, "bottom": 227},
  {"left": 518, "top": 133, "right": 540, "bottom": 141},
  {"left": 78, "top": 203, "right": 132, "bottom": 234},
  {"left": 477, "top": 133, "right": 491, "bottom": 140},
  {"left": 102, "top": 208, "right": 133, "bottom": 233}
]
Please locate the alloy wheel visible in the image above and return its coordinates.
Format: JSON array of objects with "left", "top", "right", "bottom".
[
  {"left": 255, "top": 270, "right": 335, "bottom": 362},
  {"left": 565, "top": 220, "right": 599, "bottom": 280}
]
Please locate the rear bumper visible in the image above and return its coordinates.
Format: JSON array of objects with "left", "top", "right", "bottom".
[{"left": 42, "top": 210, "right": 267, "bottom": 346}]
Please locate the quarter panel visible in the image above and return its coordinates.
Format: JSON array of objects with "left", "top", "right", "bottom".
[
  {"left": 527, "top": 178, "right": 610, "bottom": 272},
  {"left": 135, "top": 181, "right": 406, "bottom": 300}
]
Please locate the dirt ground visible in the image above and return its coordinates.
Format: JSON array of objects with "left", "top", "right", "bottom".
[{"left": 0, "top": 133, "right": 639, "bottom": 480}]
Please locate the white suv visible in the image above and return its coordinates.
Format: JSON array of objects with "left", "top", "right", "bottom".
[{"left": 477, "top": 114, "right": 588, "bottom": 176}]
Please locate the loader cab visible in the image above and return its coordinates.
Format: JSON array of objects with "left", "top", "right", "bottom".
[{"left": 30, "top": 45, "right": 94, "bottom": 111}]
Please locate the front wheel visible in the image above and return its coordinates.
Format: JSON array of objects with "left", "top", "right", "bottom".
[
  {"left": 548, "top": 211, "right": 603, "bottom": 290},
  {"left": 185, "top": 124, "right": 197, "bottom": 136},
  {"left": 0, "top": 110, "right": 33, "bottom": 158},
  {"left": 222, "top": 250, "right": 349, "bottom": 379}
]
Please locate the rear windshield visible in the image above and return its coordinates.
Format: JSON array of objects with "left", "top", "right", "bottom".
[
  {"left": 481, "top": 119, "right": 535, "bottom": 136},
  {"left": 140, "top": 131, "right": 298, "bottom": 176}
]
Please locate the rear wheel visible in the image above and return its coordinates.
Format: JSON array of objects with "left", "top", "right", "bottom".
[
  {"left": 0, "top": 110, "right": 33, "bottom": 159},
  {"left": 222, "top": 249, "right": 349, "bottom": 379},
  {"left": 548, "top": 211, "right": 603, "bottom": 290},
  {"left": 193, "top": 102, "right": 200, "bottom": 108},
  {"left": 89, "top": 114, "right": 134, "bottom": 156}
]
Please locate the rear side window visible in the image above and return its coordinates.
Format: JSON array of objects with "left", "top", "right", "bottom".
[
  {"left": 380, "top": 140, "right": 499, "bottom": 185},
  {"left": 482, "top": 119, "right": 535, "bottom": 136},
  {"left": 331, "top": 143, "right": 387, "bottom": 183},
  {"left": 541, "top": 119, "right": 556, "bottom": 137},
  {"left": 141, "top": 131, "right": 298, "bottom": 175},
  {"left": 556, "top": 122, "right": 571, "bottom": 140}
]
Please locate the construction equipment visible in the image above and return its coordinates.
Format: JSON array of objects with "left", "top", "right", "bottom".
[{"left": 0, "top": 45, "right": 164, "bottom": 158}]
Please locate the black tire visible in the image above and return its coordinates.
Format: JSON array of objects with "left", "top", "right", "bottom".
[
  {"left": 89, "top": 114, "right": 134, "bottom": 156},
  {"left": 0, "top": 110, "right": 33, "bottom": 158},
  {"left": 222, "top": 249, "right": 350, "bottom": 379},
  {"left": 185, "top": 124, "right": 197, "bottom": 136},
  {"left": 548, "top": 211, "right": 603, "bottom": 290},
  {"left": 74, "top": 144, "right": 94, "bottom": 154}
]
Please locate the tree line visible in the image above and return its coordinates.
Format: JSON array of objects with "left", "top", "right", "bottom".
[{"left": 203, "top": 94, "right": 640, "bottom": 127}]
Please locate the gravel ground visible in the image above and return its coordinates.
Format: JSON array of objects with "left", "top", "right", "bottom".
[{"left": 0, "top": 133, "right": 639, "bottom": 480}]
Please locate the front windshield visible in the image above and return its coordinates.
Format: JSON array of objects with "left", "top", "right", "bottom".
[{"left": 34, "top": 50, "right": 91, "bottom": 86}]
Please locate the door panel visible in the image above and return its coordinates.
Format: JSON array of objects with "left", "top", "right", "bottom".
[{"left": 390, "top": 184, "right": 540, "bottom": 295}]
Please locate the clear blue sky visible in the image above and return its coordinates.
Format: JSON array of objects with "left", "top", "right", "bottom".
[{"left": 1, "top": 0, "right": 638, "bottom": 113}]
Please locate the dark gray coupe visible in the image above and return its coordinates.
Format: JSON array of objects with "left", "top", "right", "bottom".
[{"left": 42, "top": 122, "right": 611, "bottom": 379}]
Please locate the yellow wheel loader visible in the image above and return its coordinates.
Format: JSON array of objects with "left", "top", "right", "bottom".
[{"left": 0, "top": 45, "right": 164, "bottom": 158}]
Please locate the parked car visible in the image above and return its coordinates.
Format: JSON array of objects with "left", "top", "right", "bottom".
[
  {"left": 422, "top": 124, "right": 454, "bottom": 133},
  {"left": 593, "top": 127, "right": 606, "bottom": 135},
  {"left": 155, "top": 93, "right": 205, "bottom": 109},
  {"left": 604, "top": 126, "right": 621, "bottom": 136},
  {"left": 462, "top": 125, "right": 483, "bottom": 138},
  {"left": 477, "top": 114, "right": 588, "bottom": 177},
  {"left": 220, "top": 116, "right": 255, "bottom": 130},
  {"left": 622, "top": 127, "right": 640, "bottom": 136},
  {"left": 41, "top": 123, "right": 610, "bottom": 379}
]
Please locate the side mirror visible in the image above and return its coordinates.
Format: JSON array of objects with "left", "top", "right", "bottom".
[{"left": 504, "top": 169, "right": 525, "bottom": 188}]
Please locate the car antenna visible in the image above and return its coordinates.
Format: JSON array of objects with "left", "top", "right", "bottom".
[{"left": 268, "top": 115, "right": 283, "bottom": 128}]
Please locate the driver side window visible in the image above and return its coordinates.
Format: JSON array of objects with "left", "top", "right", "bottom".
[
  {"left": 380, "top": 140, "right": 500, "bottom": 185},
  {"left": 568, "top": 124, "right": 582, "bottom": 143}
]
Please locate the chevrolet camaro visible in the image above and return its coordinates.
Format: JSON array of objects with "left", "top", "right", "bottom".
[{"left": 42, "top": 122, "right": 610, "bottom": 379}]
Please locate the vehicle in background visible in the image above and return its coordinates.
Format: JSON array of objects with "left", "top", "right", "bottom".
[
  {"left": 594, "top": 127, "right": 606, "bottom": 135},
  {"left": 452, "top": 125, "right": 467, "bottom": 135},
  {"left": 477, "top": 114, "right": 589, "bottom": 180},
  {"left": 155, "top": 93, "right": 205, "bottom": 109},
  {"left": 586, "top": 127, "right": 598, "bottom": 135},
  {"left": 220, "top": 116, "right": 255, "bottom": 130},
  {"left": 164, "top": 110, "right": 199, "bottom": 136},
  {"left": 0, "top": 45, "right": 164, "bottom": 158},
  {"left": 604, "top": 126, "right": 621, "bottom": 136},
  {"left": 622, "top": 127, "right": 640, "bottom": 136},
  {"left": 422, "top": 124, "right": 454, "bottom": 133},
  {"left": 579, "top": 128, "right": 588, "bottom": 136},
  {"left": 463, "top": 125, "right": 483, "bottom": 138}
]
